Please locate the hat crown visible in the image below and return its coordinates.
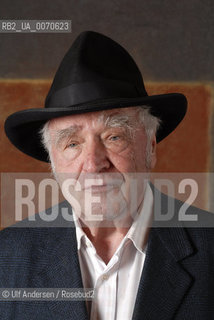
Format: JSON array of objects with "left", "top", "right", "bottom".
[
  {"left": 45, "top": 31, "right": 147, "bottom": 108},
  {"left": 4, "top": 30, "right": 187, "bottom": 163}
]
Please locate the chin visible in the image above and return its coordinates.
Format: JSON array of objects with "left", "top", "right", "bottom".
[{"left": 77, "top": 200, "right": 133, "bottom": 228}]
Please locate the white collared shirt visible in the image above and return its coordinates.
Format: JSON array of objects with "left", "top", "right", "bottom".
[{"left": 74, "top": 184, "right": 153, "bottom": 320}]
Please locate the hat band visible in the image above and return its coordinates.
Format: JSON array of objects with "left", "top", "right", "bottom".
[{"left": 45, "top": 79, "right": 146, "bottom": 108}]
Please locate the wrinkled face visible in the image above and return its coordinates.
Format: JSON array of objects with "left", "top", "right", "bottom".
[{"left": 48, "top": 107, "right": 156, "bottom": 226}]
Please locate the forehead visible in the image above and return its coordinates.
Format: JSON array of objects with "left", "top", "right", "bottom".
[{"left": 48, "top": 107, "right": 140, "bottom": 131}]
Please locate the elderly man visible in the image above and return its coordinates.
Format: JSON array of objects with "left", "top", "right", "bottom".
[{"left": 2, "top": 31, "right": 214, "bottom": 319}]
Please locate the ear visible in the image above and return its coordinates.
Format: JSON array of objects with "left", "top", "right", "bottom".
[{"left": 150, "top": 134, "right": 157, "bottom": 169}]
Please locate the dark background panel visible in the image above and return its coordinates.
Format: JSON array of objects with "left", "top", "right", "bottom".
[{"left": 0, "top": 0, "right": 213, "bottom": 81}]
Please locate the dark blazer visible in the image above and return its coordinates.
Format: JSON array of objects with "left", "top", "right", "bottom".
[{"left": 0, "top": 192, "right": 214, "bottom": 320}]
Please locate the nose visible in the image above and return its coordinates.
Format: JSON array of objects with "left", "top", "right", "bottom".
[{"left": 82, "top": 137, "right": 111, "bottom": 173}]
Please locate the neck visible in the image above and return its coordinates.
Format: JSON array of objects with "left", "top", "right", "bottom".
[
  {"left": 77, "top": 192, "right": 146, "bottom": 264},
  {"left": 82, "top": 224, "right": 130, "bottom": 264}
]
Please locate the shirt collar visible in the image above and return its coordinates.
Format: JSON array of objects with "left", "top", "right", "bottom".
[
  {"left": 73, "top": 211, "right": 87, "bottom": 251},
  {"left": 74, "top": 183, "right": 153, "bottom": 253},
  {"left": 126, "top": 183, "right": 153, "bottom": 253}
]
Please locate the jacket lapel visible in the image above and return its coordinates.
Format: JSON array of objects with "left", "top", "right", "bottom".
[
  {"left": 132, "top": 223, "right": 195, "bottom": 320},
  {"left": 33, "top": 226, "right": 89, "bottom": 320}
]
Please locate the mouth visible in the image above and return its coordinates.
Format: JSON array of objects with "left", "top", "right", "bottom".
[
  {"left": 75, "top": 173, "right": 124, "bottom": 193},
  {"left": 83, "top": 183, "right": 119, "bottom": 194}
]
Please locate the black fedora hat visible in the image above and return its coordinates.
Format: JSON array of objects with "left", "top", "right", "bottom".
[{"left": 5, "top": 31, "right": 187, "bottom": 162}]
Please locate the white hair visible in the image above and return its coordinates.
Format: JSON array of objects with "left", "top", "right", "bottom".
[
  {"left": 39, "top": 105, "right": 161, "bottom": 170},
  {"left": 136, "top": 106, "right": 161, "bottom": 167}
]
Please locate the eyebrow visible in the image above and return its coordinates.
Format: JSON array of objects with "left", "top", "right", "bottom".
[
  {"left": 52, "top": 112, "right": 136, "bottom": 147},
  {"left": 53, "top": 125, "right": 82, "bottom": 147},
  {"left": 104, "top": 113, "right": 133, "bottom": 128}
]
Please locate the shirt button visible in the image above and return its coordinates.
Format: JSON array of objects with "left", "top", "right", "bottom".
[
  {"left": 102, "top": 274, "right": 109, "bottom": 281},
  {"left": 86, "top": 240, "right": 92, "bottom": 247}
]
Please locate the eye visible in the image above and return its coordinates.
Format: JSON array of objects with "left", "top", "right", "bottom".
[
  {"left": 67, "top": 142, "right": 78, "bottom": 148},
  {"left": 109, "top": 135, "right": 120, "bottom": 141}
]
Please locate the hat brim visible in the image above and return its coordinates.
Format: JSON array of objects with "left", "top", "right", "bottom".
[{"left": 4, "top": 93, "right": 187, "bottom": 162}]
